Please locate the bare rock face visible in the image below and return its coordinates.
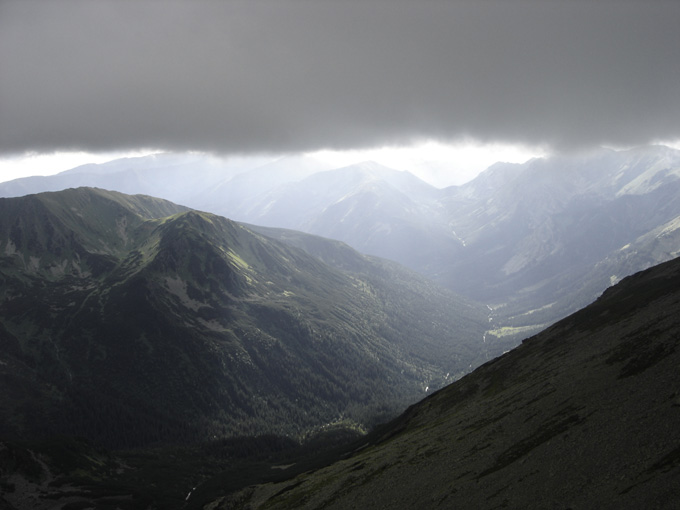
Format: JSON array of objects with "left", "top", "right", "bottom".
[{"left": 217, "top": 256, "right": 680, "bottom": 509}]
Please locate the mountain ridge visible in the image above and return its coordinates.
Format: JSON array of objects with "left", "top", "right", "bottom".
[{"left": 0, "top": 187, "right": 489, "bottom": 448}]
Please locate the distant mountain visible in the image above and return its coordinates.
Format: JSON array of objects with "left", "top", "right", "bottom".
[
  {"left": 439, "top": 145, "right": 680, "bottom": 333},
  {"left": 210, "top": 162, "right": 462, "bottom": 274},
  {"left": 225, "top": 147, "right": 680, "bottom": 342},
  {"left": 0, "top": 153, "right": 328, "bottom": 208},
  {"left": 197, "top": 155, "right": 333, "bottom": 216},
  {"left": 4, "top": 146, "right": 680, "bottom": 346},
  {"left": 215, "top": 254, "right": 680, "bottom": 510},
  {"left": 0, "top": 188, "right": 488, "bottom": 449},
  {"left": 211, "top": 146, "right": 680, "bottom": 343},
  {"left": 0, "top": 153, "right": 238, "bottom": 203}
]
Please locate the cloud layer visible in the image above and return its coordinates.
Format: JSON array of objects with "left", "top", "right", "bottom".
[{"left": 1, "top": 1, "right": 679, "bottom": 156}]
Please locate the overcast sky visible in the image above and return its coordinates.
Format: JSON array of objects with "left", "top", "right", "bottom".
[{"left": 1, "top": 1, "right": 679, "bottom": 165}]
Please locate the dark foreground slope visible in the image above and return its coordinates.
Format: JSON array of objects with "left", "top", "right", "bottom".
[
  {"left": 217, "top": 255, "right": 680, "bottom": 509},
  {"left": 0, "top": 188, "right": 488, "bottom": 449}
]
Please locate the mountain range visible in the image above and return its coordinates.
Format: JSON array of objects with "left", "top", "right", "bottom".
[
  {"left": 0, "top": 187, "right": 489, "bottom": 449},
  {"left": 3, "top": 146, "right": 680, "bottom": 347}
]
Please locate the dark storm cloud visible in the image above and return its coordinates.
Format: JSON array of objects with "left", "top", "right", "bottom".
[{"left": 1, "top": 1, "right": 679, "bottom": 156}]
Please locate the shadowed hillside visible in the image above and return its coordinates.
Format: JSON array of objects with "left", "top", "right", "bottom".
[
  {"left": 214, "top": 255, "right": 680, "bottom": 509},
  {"left": 0, "top": 188, "right": 488, "bottom": 449}
]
